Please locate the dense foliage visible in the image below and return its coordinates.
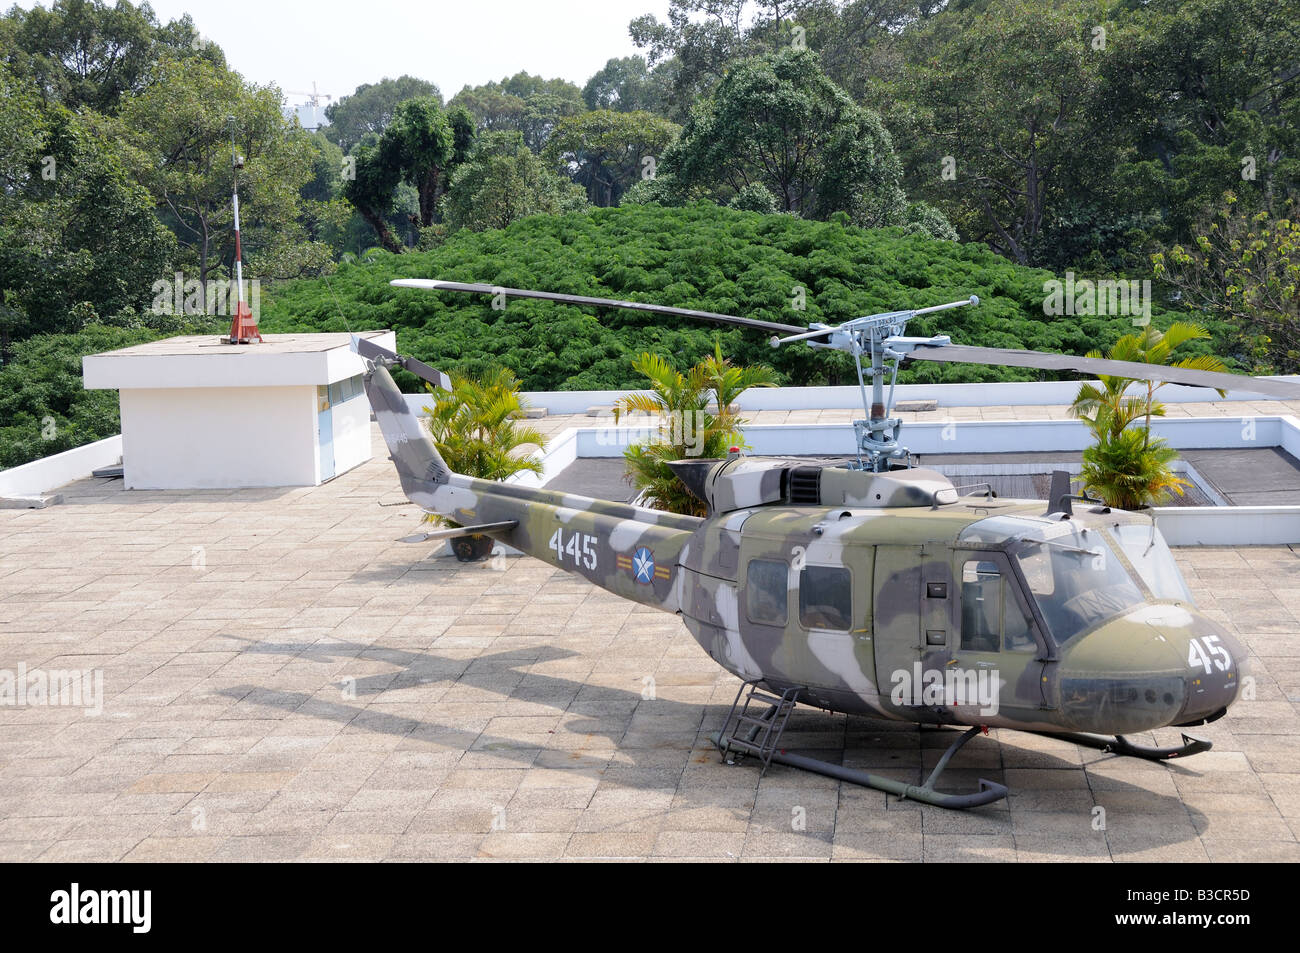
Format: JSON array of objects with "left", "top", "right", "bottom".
[
  {"left": 258, "top": 203, "right": 1218, "bottom": 391},
  {"left": 0, "top": 322, "right": 199, "bottom": 469}
]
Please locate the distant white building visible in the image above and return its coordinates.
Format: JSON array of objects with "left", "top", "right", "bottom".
[{"left": 283, "top": 102, "right": 329, "bottom": 132}]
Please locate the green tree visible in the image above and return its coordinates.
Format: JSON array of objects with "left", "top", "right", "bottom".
[
  {"left": 0, "top": 84, "right": 175, "bottom": 348},
  {"left": 1078, "top": 427, "right": 1190, "bottom": 512},
  {"left": 421, "top": 366, "right": 548, "bottom": 555},
  {"left": 341, "top": 97, "right": 474, "bottom": 251},
  {"left": 1, "top": 0, "right": 222, "bottom": 114},
  {"left": 113, "top": 55, "right": 324, "bottom": 292},
  {"left": 581, "top": 55, "right": 669, "bottom": 114},
  {"left": 545, "top": 110, "right": 680, "bottom": 206},
  {"left": 616, "top": 343, "right": 777, "bottom": 515},
  {"left": 895, "top": 0, "right": 1107, "bottom": 266},
  {"left": 324, "top": 75, "right": 441, "bottom": 152},
  {"left": 440, "top": 131, "right": 588, "bottom": 232},
  {"left": 1154, "top": 197, "right": 1300, "bottom": 373},
  {"left": 450, "top": 73, "right": 584, "bottom": 152},
  {"left": 1067, "top": 323, "right": 1225, "bottom": 508},
  {"left": 663, "top": 47, "right": 909, "bottom": 226},
  {"left": 1099, "top": 0, "right": 1300, "bottom": 243}
]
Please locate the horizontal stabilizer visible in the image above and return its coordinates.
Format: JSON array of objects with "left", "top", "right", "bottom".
[{"left": 397, "top": 520, "right": 518, "bottom": 543}]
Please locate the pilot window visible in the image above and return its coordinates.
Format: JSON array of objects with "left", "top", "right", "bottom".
[
  {"left": 961, "top": 560, "right": 1035, "bottom": 652},
  {"left": 746, "top": 558, "right": 789, "bottom": 625},
  {"left": 798, "top": 565, "right": 852, "bottom": 630}
]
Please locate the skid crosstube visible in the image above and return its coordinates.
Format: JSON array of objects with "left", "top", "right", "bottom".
[{"left": 713, "top": 683, "right": 1008, "bottom": 810}]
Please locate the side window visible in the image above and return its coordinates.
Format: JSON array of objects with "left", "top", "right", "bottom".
[
  {"left": 799, "top": 565, "right": 852, "bottom": 630},
  {"left": 961, "top": 560, "right": 1001, "bottom": 652},
  {"left": 746, "top": 558, "right": 788, "bottom": 625},
  {"left": 1003, "top": 590, "right": 1036, "bottom": 652},
  {"left": 961, "top": 559, "right": 1037, "bottom": 652}
]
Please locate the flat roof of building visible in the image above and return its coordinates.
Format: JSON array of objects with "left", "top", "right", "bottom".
[{"left": 90, "top": 331, "right": 390, "bottom": 358}]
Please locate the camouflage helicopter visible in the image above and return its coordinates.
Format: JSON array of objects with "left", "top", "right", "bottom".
[{"left": 353, "top": 278, "right": 1300, "bottom": 809}]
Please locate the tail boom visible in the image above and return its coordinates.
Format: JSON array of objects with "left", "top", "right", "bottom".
[{"left": 363, "top": 362, "right": 699, "bottom": 612}]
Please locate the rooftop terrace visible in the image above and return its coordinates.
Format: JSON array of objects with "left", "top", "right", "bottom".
[{"left": 0, "top": 406, "right": 1298, "bottom": 862}]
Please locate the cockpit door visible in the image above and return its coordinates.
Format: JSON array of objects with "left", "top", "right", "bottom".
[{"left": 952, "top": 550, "right": 1052, "bottom": 717}]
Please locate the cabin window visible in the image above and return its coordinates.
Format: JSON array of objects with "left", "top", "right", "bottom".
[
  {"left": 799, "top": 565, "right": 852, "bottom": 630},
  {"left": 961, "top": 560, "right": 1036, "bottom": 652},
  {"left": 746, "top": 558, "right": 788, "bottom": 625}
]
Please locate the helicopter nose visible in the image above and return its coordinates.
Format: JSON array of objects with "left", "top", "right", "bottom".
[
  {"left": 1055, "top": 604, "right": 1243, "bottom": 734},
  {"left": 1174, "top": 613, "right": 1244, "bottom": 727}
]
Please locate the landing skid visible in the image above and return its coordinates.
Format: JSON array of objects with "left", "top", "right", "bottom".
[
  {"left": 712, "top": 699, "right": 1008, "bottom": 809},
  {"left": 1035, "top": 730, "right": 1212, "bottom": 761}
]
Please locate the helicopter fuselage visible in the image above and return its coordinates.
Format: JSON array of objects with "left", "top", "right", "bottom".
[{"left": 367, "top": 363, "right": 1241, "bottom": 740}]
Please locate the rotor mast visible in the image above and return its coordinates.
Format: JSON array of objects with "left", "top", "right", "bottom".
[{"left": 770, "top": 296, "right": 978, "bottom": 472}]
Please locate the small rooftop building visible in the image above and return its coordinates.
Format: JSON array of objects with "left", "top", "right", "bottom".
[{"left": 82, "top": 331, "right": 394, "bottom": 490}]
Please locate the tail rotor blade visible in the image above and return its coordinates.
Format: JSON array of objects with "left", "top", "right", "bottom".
[{"left": 354, "top": 336, "right": 451, "bottom": 392}]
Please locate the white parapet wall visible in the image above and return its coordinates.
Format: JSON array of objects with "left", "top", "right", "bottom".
[
  {"left": 1150, "top": 506, "right": 1300, "bottom": 546},
  {"left": 0, "top": 435, "right": 123, "bottom": 500},
  {"left": 569, "top": 414, "right": 1300, "bottom": 458},
  {"left": 517, "top": 377, "right": 1300, "bottom": 414}
]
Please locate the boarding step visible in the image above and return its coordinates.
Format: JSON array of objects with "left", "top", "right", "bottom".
[{"left": 716, "top": 678, "right": 803, "bottom": 776}]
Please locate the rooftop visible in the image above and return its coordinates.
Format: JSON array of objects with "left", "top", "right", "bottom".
[{"left": 0, "top": 406, "right": 1298, "bottom": 862}]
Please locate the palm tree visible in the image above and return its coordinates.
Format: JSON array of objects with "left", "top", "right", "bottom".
[
  {"left": 1068, "top": 323, "right": 1225, "bottom": 509},
  {"left": 422, "top": 367, "right": 547, "bottom": 553},
  {"left": 616, "top": 343, "right": 777, "bottom": 516},
  {"left": 1080, "top": 427, "right": 1189, "bottom": 512}
]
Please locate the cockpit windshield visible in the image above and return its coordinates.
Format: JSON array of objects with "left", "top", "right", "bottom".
[
  {"left": 1106, "top": 522, "right": 1194, "bottom": 603},
  {"left": 1009, "top": 533, "right": 1145, "bottom": 640},
  {"left": 960, "top": 516, "right": 1147, "bottom": 643}
]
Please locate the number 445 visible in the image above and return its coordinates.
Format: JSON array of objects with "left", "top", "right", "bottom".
[{"left": 549, "top": 529, "right": 597, "bottom": 570}]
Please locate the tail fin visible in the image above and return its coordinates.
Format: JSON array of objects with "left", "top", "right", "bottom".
[{"left": 357, "top": 344, "right": 452, "bottom": 489}]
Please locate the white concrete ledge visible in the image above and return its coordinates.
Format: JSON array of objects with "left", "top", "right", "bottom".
[
  {"left": 515, "top": 377, "right": 1300, "bottom": 414},
  {"left": 0, "top": 436, "right": 123, "bottom": 498},
  {"left": 1152, "top": 507, "right": 1300, "bottom": 546}
]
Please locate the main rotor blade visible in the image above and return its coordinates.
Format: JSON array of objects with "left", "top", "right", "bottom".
[
  {"left": 390, "top": 278, "right": 806, "bottom": 334},
  {"left": 906, "top": 344, "right": 1300, "bottom": 400}
]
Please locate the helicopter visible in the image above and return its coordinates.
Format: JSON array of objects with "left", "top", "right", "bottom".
[{"left": 351, "top": 278, "right": 1300, "bottom": 809}]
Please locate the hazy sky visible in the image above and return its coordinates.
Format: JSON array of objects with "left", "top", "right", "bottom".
[{"left": 21, "top": 0, "right": 675, "bottom": 104}]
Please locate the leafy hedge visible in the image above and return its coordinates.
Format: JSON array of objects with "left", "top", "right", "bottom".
[
  {"left": 0, "top": 325, "right": 162, "bottom": 469},
  {"left": 260, "top": 203, "right": 1212, "bottom": 391},
  {"left": 3, "top": 203, "right": 1224, "bottom": 470}
]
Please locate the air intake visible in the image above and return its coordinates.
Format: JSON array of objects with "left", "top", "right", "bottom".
[{"left": 788, "top": 466, "right": 822, "bottom": 505}]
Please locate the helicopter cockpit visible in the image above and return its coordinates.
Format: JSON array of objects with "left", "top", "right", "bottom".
[{"left": 959, "top": 512, "right": 1195, "bottom": 646}]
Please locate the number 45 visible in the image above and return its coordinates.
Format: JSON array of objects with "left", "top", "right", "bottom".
[{"left": 1188, "top": 635, "right": 1231, "bottom": 674}]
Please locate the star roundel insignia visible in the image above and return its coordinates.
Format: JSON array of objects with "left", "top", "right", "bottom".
[{"left": 632, "top": 547, "right": 655, "bottom": 584}]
